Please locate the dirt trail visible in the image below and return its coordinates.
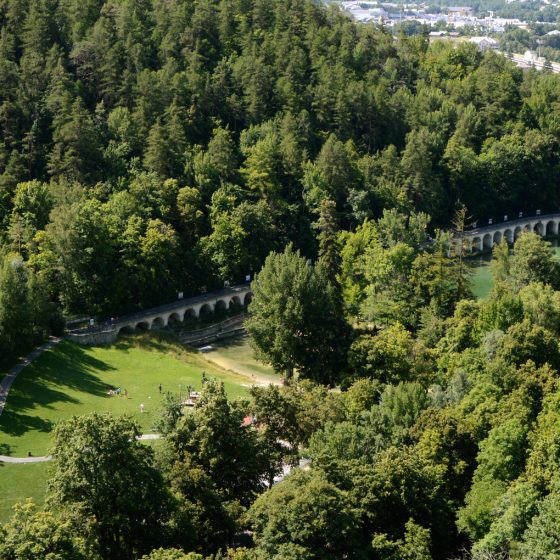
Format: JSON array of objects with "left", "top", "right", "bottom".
[{"left": 200, "top": 353, "right": 281, "bottom": 387}]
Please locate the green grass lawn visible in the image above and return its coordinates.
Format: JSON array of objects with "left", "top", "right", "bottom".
[
  {"left": 0, "top": 332, "right": 261, "bottom": 524},
  {"left": 0, "top": 462, "right": 50, "bottom": 523},
  {"left": 470, "top": 260, "right": 493, "bottom": 299},
  {"left": 0, "top": 334, "right": 253, "bottom": 457}
]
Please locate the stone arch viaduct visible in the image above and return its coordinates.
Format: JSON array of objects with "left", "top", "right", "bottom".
[
  {"left": 462, "top": 212, "right": 560, "bottom": 252},
  {"left": 68, "top": 284, "right": 253, "bottom": 345}
]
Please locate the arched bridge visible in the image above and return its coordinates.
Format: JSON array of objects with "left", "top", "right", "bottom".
[
  {"left": 68, "top": 284, "right": 253, "bottom": 345},
  {"left": 462, "top": 212, "right": 560, "bottom": 252}
]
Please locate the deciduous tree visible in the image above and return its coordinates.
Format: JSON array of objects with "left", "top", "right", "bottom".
[{"left": 48, "top": 413, "right": 172, "bottom": 560}]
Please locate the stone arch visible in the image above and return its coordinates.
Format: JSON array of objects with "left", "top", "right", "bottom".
[
  {"left": 243, "top": 292, "right": 253, "bottom": 306},
  {"left": 152, "top": 316, "right": 165, "bottom": 329},
  {"left": 493, "top": 231, "right": 502, "bottom": 245},
  {"left": 118, "top": 325, "right": 135, "bottom": 336},
  {"left": 546, "top": 220, "right": 559, "bottom": 237},
  {"left": 514, "top": 226, "right": 523, "bottom": 240},
  {"left": 136, "top": 321, "right": 150, "bottom": 331},
  {"left": 534, "top": 222, "right": 544, "bottom": 235},
  {"left": 183, "top": 308, "right": 197, "bottom": 321},
  {"left": 168, "top": 312, "right": 182, "bottom": 326},
  {"left": 199, "top": 303, "right": 213, "bottom": 318},
  {"left": 471, "top": 237, "right": 482, "bottom": 252},
  {"left": 215, "top": 299, "right": 228, "bottom": 313},
  {"left": 483, "top": 233, "right": 493, "bottom": 250},
  {"left": 229, "top": 295, "right": 242, "bottom": 310},
  {"left": 504, "top": 229, "right": 513, "bottom": 243}
]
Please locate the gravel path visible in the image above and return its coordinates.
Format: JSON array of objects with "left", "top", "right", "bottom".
[{"left": 0, "top": 454, "right": 53, "bottom": 463}]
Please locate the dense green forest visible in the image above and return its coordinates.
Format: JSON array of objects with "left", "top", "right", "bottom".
[
  {"left": 3, "top": 0, "right": 560, "bottom": 558},
  {"left": 1, "top": 0, "right": 560, "bottom": 349},
  {"left": 4, "top": 231, "right": 560, "bottom": 560}
]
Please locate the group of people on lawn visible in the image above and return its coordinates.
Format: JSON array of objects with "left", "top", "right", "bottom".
[{"left": 107, "top": 387, "right": 127, "bottom": 397}]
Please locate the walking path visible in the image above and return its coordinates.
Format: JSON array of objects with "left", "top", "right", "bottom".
[
  {"left": 0, "top": 336, "right": 63, "bottom": 463},
  {"left": 0, "top": 454, "right": 53, "bottom": 463},
  {"left": 0, "top": 337, "right": 63, "bottom": 418},
  {"left": 0, "top": 336, "right": 163, "bottom": 464},
  {"left": 0, "top": 434, "right": 162, "bottom": 463}
]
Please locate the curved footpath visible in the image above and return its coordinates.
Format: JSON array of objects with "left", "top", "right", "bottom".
[
  {"left": 0, "top": 336, "right": 63, "bottom": 418},
  {"left": 0, "top": 336, "right": 162, "bottom": 463},
  {"left": 0, "top": 336, "right": 63, "bottom": 463}
]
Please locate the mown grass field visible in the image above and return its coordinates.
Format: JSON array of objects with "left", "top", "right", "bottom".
[
  {"left": 0, "top": 334, "right": 255, "bottom": 457},
  {"left": 0, "top": 463, "right": 50, "bottom": 523},
  {"left": 0, "top": 332, "right": 270, "bottom": 524}
]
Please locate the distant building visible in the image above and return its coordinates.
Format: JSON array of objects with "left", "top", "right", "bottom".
[
  {"left": 524, "top": 49, "right": 538, "bottom": 63},
  {"left": 469, "top": 36, "right": 499, "bottom": 52},
  {"left": 340, "top": 1, "right": 387, "bottom": 23},
  {"left": 448, "top": 6, "right": 474, "bottom": 21}
]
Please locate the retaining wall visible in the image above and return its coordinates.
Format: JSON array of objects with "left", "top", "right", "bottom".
[{"left": 67, "top": 329, "right": 118, "bottom": 346}]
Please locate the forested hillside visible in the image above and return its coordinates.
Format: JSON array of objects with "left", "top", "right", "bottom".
[
  {"left": 5, "top": 231, "right": 560, "bottom": 560},
  {"left": 4, "top": 2, "right": 560, "bottom": 558},
  {"left": 1, "top": 0, "right": 560, "bottom": 341}
]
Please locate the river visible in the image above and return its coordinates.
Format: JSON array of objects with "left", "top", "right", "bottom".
[{"left": 469, "top": 240, "right": 560, "bottom": 299}]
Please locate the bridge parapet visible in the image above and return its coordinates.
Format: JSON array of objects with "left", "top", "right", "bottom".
[
  {"left": 67, "top": 284, "right": 253, "bottom": 345},
  {"left": 460, "top": 212, "right": 560, "bottom": 252}
]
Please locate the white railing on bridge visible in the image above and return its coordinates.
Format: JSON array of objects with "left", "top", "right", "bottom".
[
  {"left": 68, "top": 284, "right": 253, "bottom": 336},
  {"left": 459, "top": 211, "right": 560, "bottom": 252}
]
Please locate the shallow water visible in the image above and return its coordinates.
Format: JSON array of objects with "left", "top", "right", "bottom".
[{"left": 469, "top": 239, "right": 560, "bottom": 299}]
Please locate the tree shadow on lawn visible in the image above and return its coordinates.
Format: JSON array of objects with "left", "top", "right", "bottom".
[
  {"left": 0, "top": 342, "right": 116, "bottom": 439},
  {"left": 206, "top": 335, "right": 248, "bottom": 353},
  {"left": 113, "top": 331, "right": 178, "bottom": 355},
  {"left": 0, "top": 410, "right": 53, "bottom": 442},
  {"left": 0, "top": 442, "right": 12, "bottom": 455}
]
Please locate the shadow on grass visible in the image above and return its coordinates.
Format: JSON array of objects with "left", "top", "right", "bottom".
[
  {"left": 205, "top": 335, "right": 249, "bottom": 354},
  {"left": 114, "top": 331, "right": 201, "bottom": 360},
  {"left": 0, "top": 442, "right": 11, "bottom": 455},
  {"left": 0, "top": 411, "right": 53, "bottom": 441},
  {"left": 0, "top": 342, "right": 115, "bottom": 439},
  {"left": 114, "top": 332, "right": 176, "bottom": 354}
]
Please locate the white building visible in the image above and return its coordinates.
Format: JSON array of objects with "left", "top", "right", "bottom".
[{"left": 469, "top": 36, "right": 499, "bottom": 51}]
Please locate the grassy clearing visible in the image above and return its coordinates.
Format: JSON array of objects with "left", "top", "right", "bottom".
[
  {"left": 470, "top": 259, "right": 493, "bottom": 299},
  {"left": 0, "top": 333, "right": 253, "bottom": 457},
  {"left": 0, "top": 462, "right": 50, "bottom": 523},
  {"left": 0, "top": 331, "right": 277, "bottom": 524}
]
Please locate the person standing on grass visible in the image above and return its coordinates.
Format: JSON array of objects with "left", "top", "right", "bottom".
[
  {"left": 159, "top": 384, "right": 162, "bottom": 393},
  {"left": 140, "top": 403, "right": 144, "bottom": 413}
]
